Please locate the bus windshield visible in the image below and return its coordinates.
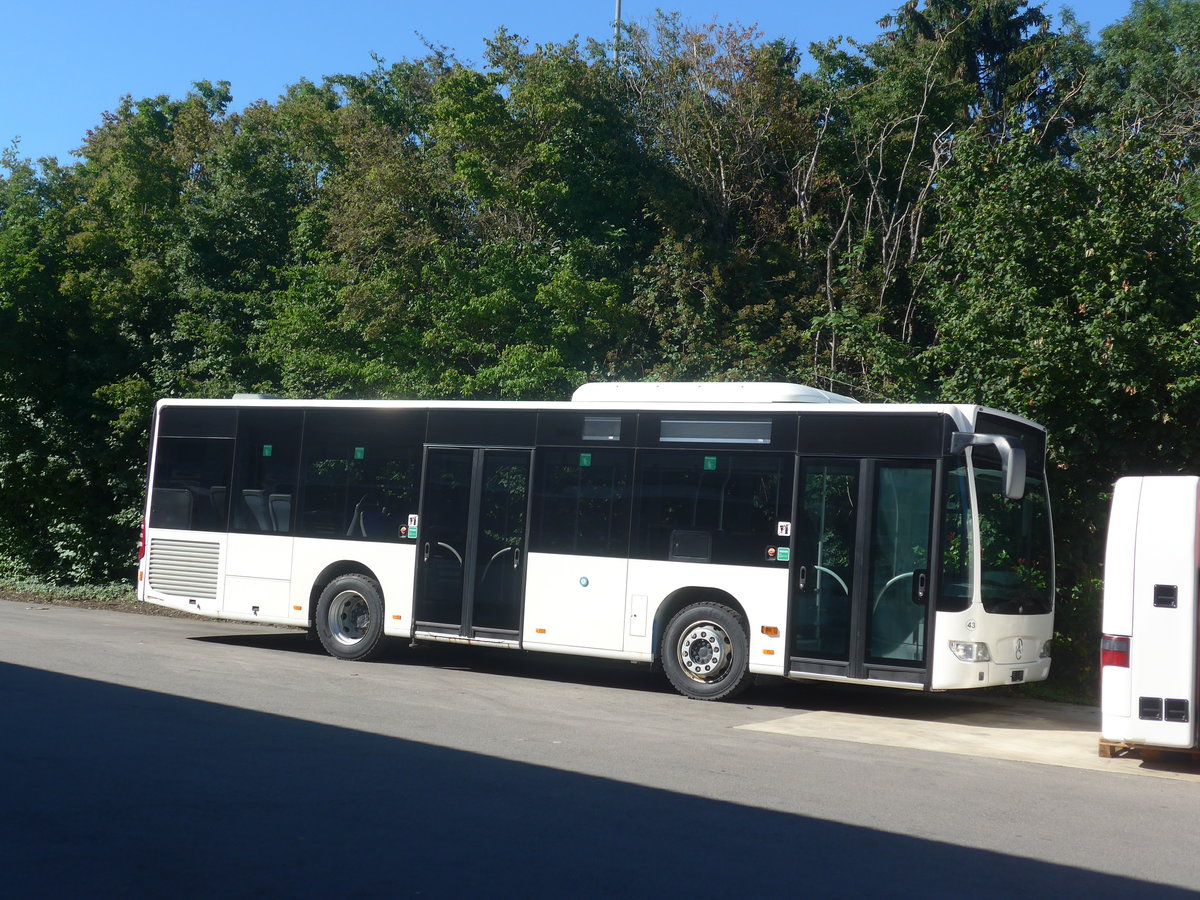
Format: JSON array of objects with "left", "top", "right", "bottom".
[{"left": 941, "top": 451, "right": 1053, "bottom": 616}]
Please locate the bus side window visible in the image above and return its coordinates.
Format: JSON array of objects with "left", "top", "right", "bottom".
[
  {"left": 297, "top": 409, "right": 424, "bottom": 542},
  {"left": 633, "top": 451, "right": 792, "bottom": 566},
  {"left": 150, "top": 488, "right": 193, "bottom": 530},
  {"left": 230, "top": 410, "right": 303, "bottom": 534},
  {"left": 149, "top": 436, "right": 234, "bottom": 532},
  {"left": 529, "top": 448, "right": 633, "bottom": 557}
]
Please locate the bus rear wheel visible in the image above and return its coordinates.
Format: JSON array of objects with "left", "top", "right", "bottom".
[
  {"left": 661, "top": 603, "right": 750, "bottom": 701},
  {"left": 315, "top": 574, "right": 386, "bottom": 661}
]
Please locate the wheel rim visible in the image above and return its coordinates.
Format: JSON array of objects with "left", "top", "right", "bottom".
[
  {"left": 677, "top": 620, "right": 733, "bottom": 683},
  {"left": 328, "top": 590, "right": 371, "bottom": 645}
]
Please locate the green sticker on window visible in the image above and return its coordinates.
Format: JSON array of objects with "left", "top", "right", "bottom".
[
  {"left": 777, "top": 547, "right": 791, "bottom": 562},
  {"left": 580, "top": 453, "right": 592, "bottom": 467},
  {"left": 703, "top": 456, "right": 717, "bottom": 471},
  {"left": 354, "top": 446, "right": 365, "bottom": 460},
  {"left": 262, "top": 444, "right": 273, "bottom": 457}
]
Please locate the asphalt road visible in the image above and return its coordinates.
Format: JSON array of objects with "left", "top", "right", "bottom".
[{"left": 2, "top": 599, "right": 1198, "bottom": 898}]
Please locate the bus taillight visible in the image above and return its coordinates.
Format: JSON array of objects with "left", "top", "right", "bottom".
[
  {"left": 1101, "top": 634, "right": 1130, "bottom": 668},
  {"left": 138, "top": 522, "right": 147, "bottom": 561}
]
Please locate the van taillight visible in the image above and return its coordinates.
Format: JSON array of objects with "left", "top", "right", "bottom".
[
  {"left": 1101, "top": 634, "right": 1130, "bottom": 668},
  {"left": 138, "top": 522, "right": 147, "bottom": 561}
]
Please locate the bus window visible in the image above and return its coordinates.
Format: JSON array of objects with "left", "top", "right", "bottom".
[
  {"left": 297, "top": 409, "right": 423, "bottom": 541},
  {"left": 149, "top": 406, "right": 237, "bottom": 532},
  {"left": 230, "top": 410, "right": 303, "bottom": 534},
  {"left": 530, "top": 448, "right": 633, "bottom": 557},
  {"left": 973, "top": 448, "right": 1054, "bottom": 616},
  {"left": 633, "top": 451, "right": 793, "bottom": 566},
  {"left": 939, "top": 464, "right": 973, "bottom": 613},
  {"left": 149, "top": 436, "right": 234, "bottom": 532}
]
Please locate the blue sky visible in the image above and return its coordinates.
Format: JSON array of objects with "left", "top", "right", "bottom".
[{"left": 4, "top": 1, "right": 1134, "bottom": 165}]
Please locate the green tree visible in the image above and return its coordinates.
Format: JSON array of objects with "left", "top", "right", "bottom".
[
  {"left": 1088, "top": 0, "right": 1200, "bottom": 213},
  {"left": 266, "top": 40, "right": 647, "bottom": 400},
  {"left": 878, "top": 0, "right": 1064, "bottom": 135},
  {"left": 1088, "top": 0, "right": 1200, "bottom": 155},
  {"left": 920, "top": 129, "right": 1200, "bottom": 696},
  {"left": 0, "top": 151, "right": 137, "bottom": 580}
]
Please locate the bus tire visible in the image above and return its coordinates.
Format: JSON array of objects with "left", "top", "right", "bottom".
[
  {"left": 661, "top": 603, "right": 750, "bottom": 701},
  {"left": 315, "top": 574, "right": 386, "bottom": 661}
]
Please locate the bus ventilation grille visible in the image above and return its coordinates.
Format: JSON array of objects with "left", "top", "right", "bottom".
[{"left": 148, "top": 538, "right": 221, "bottom": 600}]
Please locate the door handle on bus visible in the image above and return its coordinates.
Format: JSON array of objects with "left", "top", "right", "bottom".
[
  {"left": 797, "top": 565, "right": 808, "bottom": 591},
  {"left": 423, "top": 542, "right": 430, "bottom": 562},
  {"left": 513, "top": 547, "right": 521, "bottom": 569},
  {"left": 914, "top": 570, "right": 928, "bottom": 604}
]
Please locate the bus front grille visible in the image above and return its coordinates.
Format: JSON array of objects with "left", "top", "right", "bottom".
[{"left": 148, "top": 538, "right": 221, "bottom": 600}]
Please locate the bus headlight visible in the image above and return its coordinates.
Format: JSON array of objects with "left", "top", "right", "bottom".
[
  {"left": 1039, "top": 640, "right": 1052, "bottom": 659},
  {"left": 949, "top": 641, "right": 991, "bottom": 662}
]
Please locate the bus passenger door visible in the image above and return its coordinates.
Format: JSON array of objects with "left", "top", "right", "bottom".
[
  {"left": 790, "top": 459, "right": 934, "bottom": 685},
  {"left": 414, "top": 448, "right": 530, "bottom": 637},
  {"left": 790, "top": 460, "right": 858, "bottom": 668}
]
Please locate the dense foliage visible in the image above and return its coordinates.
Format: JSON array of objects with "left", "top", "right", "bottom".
[{"left": 3, "top": 0, "right": 1199, "bottom": 698}]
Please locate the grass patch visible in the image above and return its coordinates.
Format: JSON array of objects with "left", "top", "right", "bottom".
[
  {"left": 1019, "top": 679, "right": 1097, "bottom": 706},
  {"left": 0, "top": 576, "right": 137, "bottom": 604}
]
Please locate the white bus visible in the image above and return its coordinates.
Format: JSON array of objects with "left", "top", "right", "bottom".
[
  {"left": 1101, "top": 476, "right": 1200, "bottom": 754},
  {"left": 136, "top": 382, "right": 1054, "bottom": 700}
]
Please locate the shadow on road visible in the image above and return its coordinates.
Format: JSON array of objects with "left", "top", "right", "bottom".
[
  {"left": 192, "top": 631, "right": 675, "bottom": 695},
  {"left": 192, "top": 629, "right": 1095, "bottom": 731},
  {"left": 0, "top": 661, "right": 1178, "bottom": 898}
]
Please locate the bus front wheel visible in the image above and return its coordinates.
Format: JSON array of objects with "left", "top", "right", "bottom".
[
  {"left": 661, "top": 603, "right": 750, "bottom": 701},
  {"left": 315, "top": 574, "right": 386, "bottom": 661}
]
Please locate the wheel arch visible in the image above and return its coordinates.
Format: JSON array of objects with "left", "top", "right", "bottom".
[
  {"left": 308, "top": 560, "right": 384, "bottom": 627},
  {"left": 652, "top": 586, "right": 748, "bottom": 662}
]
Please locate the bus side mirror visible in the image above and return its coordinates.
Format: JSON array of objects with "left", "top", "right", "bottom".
[{"left": 950, "top": 432, "right": 1026, "bottom": 501}]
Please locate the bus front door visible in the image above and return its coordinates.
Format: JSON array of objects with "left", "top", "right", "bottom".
[
  {"left": 414, "top": 448, "right": 531, "bottom": 638},
  {"left": 789, "top": 459, "right": 935, "bottom": 686}
]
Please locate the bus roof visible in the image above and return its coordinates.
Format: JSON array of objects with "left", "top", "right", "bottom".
[
  {"left": 156, "top": 389, "right": 1043, "bottom": 435},
  {"left": 570, "top": 382, "right": 857, "bottom": 404}
]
